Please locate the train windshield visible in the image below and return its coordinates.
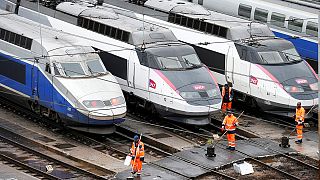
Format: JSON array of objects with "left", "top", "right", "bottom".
[
  {"left": 146, "top": 45, "right": 202, "bottom": 70},
  {"left": 86, "top": 60, "right": 106, "bottom": 75},
  {"left": 61, "top": 62, "right": 86, "bottom": 77},
  {"left": 258, "top": 48, "right": 301, "bottom": 64}
]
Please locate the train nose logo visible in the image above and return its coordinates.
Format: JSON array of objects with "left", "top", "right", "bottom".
[
  {"left": 250, "top": 76, "right": 258, "bottom": 85},
  {"left": 295, "top": 79, "right": 308, "bottom": 84},
  {"left": 149, "top": 79, "right": 156, "bottom": 89},
  {"left": 193, "top": 85, "right": 205, "bottom": 90}
]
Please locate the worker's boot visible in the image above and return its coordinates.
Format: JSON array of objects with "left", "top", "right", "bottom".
[
  {"left": 229, "top": 147, "right": 235, "bottom": 151},
  {"left": 295, "top": 140, "right": 302, "bottom": 144},
  {"left": 226, "top": 146, "right": 231, "bottom": 150}
]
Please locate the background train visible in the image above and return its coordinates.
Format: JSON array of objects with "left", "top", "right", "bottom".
[
  {"left": 3, "top": 0, "right": 223, "bottom": 125},
  {"left": 0, "top": 9, "right": 126, "bottom": 134},
  {"left": 185, "top": 0, "right": 319, "bottom": 72},
  {"left": 141, "top": 0, "right": 318, "bottom": 117}
]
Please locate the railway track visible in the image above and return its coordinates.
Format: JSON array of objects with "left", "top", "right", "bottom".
[{"left": 0, "top": 134, "right": 108, "bottom": 179}]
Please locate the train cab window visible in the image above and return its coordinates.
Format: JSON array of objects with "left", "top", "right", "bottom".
[
  {"left": 61, "top": 63, "right": 85, "bottom": 77},
  {"left": 53, "top": 63, "right": 60, "bottom": 76},
  {"left": 306, "top": 21, "right": 318, "bottom": 37},
  {"left": 0, "top": 28, "right": 4, "bottom": 39},
  {"left": 271, "top": 12, "right": 285, "bottom": 27},
  {"left": 288, "top": 17, "right": 303, "bottom": 32},
  {"left": 238, "top": 4, "right": 252, "bottom": 19},
  {"left": 45, "top": 63, "right": 51, "bottom": 74},
  {"left": 87, "top": 60, "right": 105, "bottom": 74},
  {"left": 254, "top": 8, "right": 268, "bottom": 23}
]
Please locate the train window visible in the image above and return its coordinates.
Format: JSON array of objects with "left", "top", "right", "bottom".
[
  {"left": 219, "top": 26, "right": 227, "bottom": 38},
  {"left": 206, "top": 23, "right": 213, "bottom": 33},
  {"left": 82, "top": 18, "right": 89, "bottom": 29},
  {"left": 94, "top": 21, "right": 99, "bottom": 32},
  {"left": 53, "top": 63, "right": 60, "bottom": 76},
  {"left": 175, "top": 14, "right": 182, "bottom": 24},
  {"left": 105, "top": 25, "right": 111, "bottom": 36},
  {"left": 306, "top": 21, "right": 318, "bottom": 37},
  {"left": 271, "top": 12, "right": 285, "bottom": 27},
  {"left": 9, "top": 32, "right": 15, "bottom": 44},
  {"left": 254, "top": 8, "right": 268, "bottom": 23},
  {"left": 88, "top": 20, "right": 94, "bottom": 30},
  {"left": 116, "top": 30, "right": 123, "bottom": 40},
  {"left": 137, "top": 51, "right": 148, "bottom": 67},
  {"left": 198, "top": 0, "right": 203, "bottom": 5},
  {"left": 25, "top": 38, "right": 32, "bottom": 50},
  {"left": 45, "top": 63, "right": 51, "bottom": 74},
  {"left": 193, "top": 19, "right": 200, "bottom": 30},
  {"left": 238, "top": 4, "right": 252, "bottom": 19},
  {"left": 4, "top": 31, "right": 10, "bottom": 41},
  {"left": 288, "top": 17, "right": 303, "bottom": 32},
  {"left": 212, "top": 25, "right": 219, "bottom": 35},
  {"left": 168, "top": 13, "right": 175, "bottom": 23},
  {"left": 187, "top": 18, "right": 193, "bottom": 28},
  {"left": 122, "top": 32, "right": 129, "bottom": 42},
  {"left": 20, "top": 36, "right": 26, "bottom": 48},
  {"left": 61, "top": 63, "right": 85, "bottom": 77},
  {"left": 181, "top": 16, "right": 187, "bottom": 26},
  {"left": 87, "top": 60, "right": 105, "bottom": 74},
  {"left": 200, "top": 21, "right": 206, "bottom": 31},
  {"left": 99, "top": 24, "right": 105, "bottom": 34},
  {"left": 14, "top": 34, "right": 21, "bottom": 46},
  {"left": 111, "top": 28, "right": 116, "bottom": 38},
  {"left": 0, "top": 28, "right": 4, "bottom": 40}
]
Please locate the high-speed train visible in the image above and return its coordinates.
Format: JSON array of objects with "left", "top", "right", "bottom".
[
  {"left": 140, "top": 0, "right": 318, "bottom": 117},
  {"left": 0, "top": 9, "right": 126, "bottom": 134},
  {"left": 3, "top": 0, "right": 223, "bottom": 125},
  {"left": 184, "top": 0, "right": 318, "bottom": 72}
]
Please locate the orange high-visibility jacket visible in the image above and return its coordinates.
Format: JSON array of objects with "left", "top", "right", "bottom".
[
  {"left": 222, "top": 114, "right": 239, "bottom": 131},
  {"left": 221, "top": 86, "right": 232, "bottom": 97},
  {"left": 295, "top": 107, "right": 305, "bottom": 122},
  {"left": 130, "top": 141, "right": 144, "bottom": 158}
]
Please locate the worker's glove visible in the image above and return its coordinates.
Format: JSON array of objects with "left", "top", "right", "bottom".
[
  {"left": 131, "top": 156, "right": 135, "bottom": 160},
  {"left": 233, "top": 123, "right": 237, "bottom": 126},
  {"left": 229, "top": 96, "right": 233, "bottom": 101},
  {"left": 220, "top": 126, "right": 225, "bottom": 132},
  {"left": 140, "top": 157, "right": 144, "bottom": 162}
]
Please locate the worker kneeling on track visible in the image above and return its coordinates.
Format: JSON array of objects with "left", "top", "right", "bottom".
[
  {"left": 294, "top": 102, "right": 305, "bottom": 144},
  {"left": 221, "top": 111, "right": 239, "bottom": 151},
  {"left": 130, "top": 135, "right": 145, "bottom": 176}
]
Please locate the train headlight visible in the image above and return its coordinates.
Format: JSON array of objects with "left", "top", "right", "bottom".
[
  {"left": 104, "top": 96, "right": 125, "bottom": 106},
  {"left": 284, "top": 86, "right": 304, "bottom": 93},
  {"left": 83, "top": 100, "right": 105, "bottom": 108},
  {"left": 180, "top": 91, "right": 201, "bottom": 99},
  {"left": 309, "top": 83, "right": 318, "bottom": 91}
]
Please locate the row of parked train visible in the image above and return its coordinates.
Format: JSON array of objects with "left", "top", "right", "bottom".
[{"left": 0, "top": 0, "right": 317, "bottom": 134}]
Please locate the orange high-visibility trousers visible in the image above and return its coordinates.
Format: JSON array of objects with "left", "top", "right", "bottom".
[
  {"left": 221, "top": 102, "right": 232, "bottom": 113},
  {"left": 227, "top": 133, "right": 236, "bottom": 147},
  {"left": 296, "top": 125, "right": 303, "bottom": 140},
  {"left": 131, "top": 158, "right": 142, "bottom": 173}
]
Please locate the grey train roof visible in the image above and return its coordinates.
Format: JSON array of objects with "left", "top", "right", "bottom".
[
  {"left": 56, "top": 2, "right": 179, "bottom": 46},
  {"left": 0, "top": 9, "right": 96, "bottom": 62},
  {"left": 145, "top": 0, "right": 275, "bottom": 40}
]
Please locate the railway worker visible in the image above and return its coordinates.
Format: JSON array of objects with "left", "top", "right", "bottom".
[
  {"left": 130, "top": 135, "right": 145, "bottom": 176},
  {"left": 221, "top": 83, "right": 234, "bottom": 114},
  {"left": 294, "top": 102, "right": 305, "bottom": 144},
  {"left": 222, "top": 111, "right": 239, "bottom": 150}
]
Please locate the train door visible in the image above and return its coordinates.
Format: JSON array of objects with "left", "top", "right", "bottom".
[
  {"left": 233, "top": 45, "right": 249, "bottom": 93},
  {"left": 225, "top": 46, "right": 234, "bottom": 84},
  {"left": 134, "top": 51, "right": 150, "bottom": 101},
  {"left": 37, "top": 63, "right": 53, "bottom": 109},
  {"left": 127, "top": 51, "right": 136, "bottom": 89}
]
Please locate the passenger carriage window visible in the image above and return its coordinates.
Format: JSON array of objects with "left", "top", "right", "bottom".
[
  {"left": 168, "top": 13, "right": 175, "bottom": 23},
  {"left": 0, "top": 28, "right": 5, "bottom": 40},
  {"left": 53, "top": 63, "right": 60, "bottom": 76},
  {"left": 9, "top": 32, "right": 15, "bottom": 44},
  {"left": 288, "top": 17, "right": 303, "bottom": 32},
  {"left": 238, "top": 4, "right": 252, "bottom": 19},
  {"left": 82, "top": 18, "right": 89, "bottom": 28},
  {"left": 4, "top": 30, "right": 10, "bottom": 41},
  {"left": 99, "top": 24, "right": 106, "bottom": 34},
  {"left": 206, "top": 23, "right": 213, "bottom": 33},
  {"left": 25, "top": 38, "right": 32, "bottom": 50},
  {"left": 198, "top": 0, "right": 203, "bottom": 5},
  {"left": 187, "top": 17, "right": 193, "bottom": 28},
  {"left": 174, "top": 14, "right": 182, "bottom": 24},
  {"left": 14, "top": 34, "right": 21, "bottom": 46},
  {"left": 181, "top": 16, "right": 187, "bottom": 26},
  {"left": 105, "top": 25, "right": 111, "bottom": 36},
  {"left": 94, "top": 21, "right": 99, "bottom": 32},
  {"left": 45, "top": 63, "right": 51, "bottom": 74},
  {"left": 20, "top": 36, "right": 26, "bottom": 47},
  {"left": 306, "top": 21, "right": 318, "bottom": 37},
  {"left": 88, "top": 20, "right": 94, "bottom": 30},
  {"left": 200, "top": 21, "right": 207, "bottom": 31},
  {"left": 193, "top": 19, "right": 200, "bottom": 29},
  {"left": 271, "top": 12, "right": 285, "bottom": 27},
  {"left": 254, "top": 8, "right": 268, "bottom": 23}
]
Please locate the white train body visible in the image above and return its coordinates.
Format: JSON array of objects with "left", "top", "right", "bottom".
[
  {"left": 141, "top": 0, "right": 318, "bottom": 117},
  {"left": 185, "top": 0, "right": 318, "bottom": 70},
  {"left": 1, "top": 0, "right": 223, "bottom": 125},
  {"left": 0, "top": 9, "right": 126, "bottom": 133}
]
